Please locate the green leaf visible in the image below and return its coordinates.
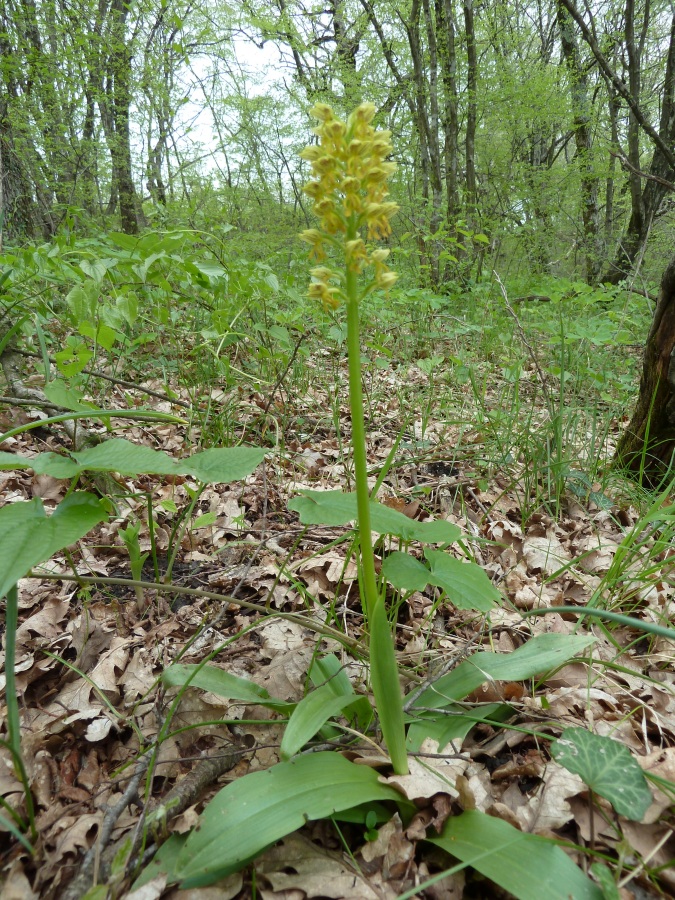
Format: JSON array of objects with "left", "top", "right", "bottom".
[
  {"left": 65, "top": 283, "right": 98, "bottom": 322},
  {"left": 429, "top": 810, "right": 602, "bottom": 900},
  {"left": 384, "top": 550, "right": 498, "bottom": 610},
  {"left": 42, "top": 379, "right": 94, "bottom": 412},
  {"left": 79, "top": 258, "right": 115, "bottom": 282},
  {"left": 192, "top": 511, "right": 217, "bottom": 529},
  {"left": 71, "top": 439, "right": 182, "bottom": 474},
  {"left": 309, "top": 654, "right": 372, "bottom": 730},
  {"left": 95, "top": 323, "right": 118, "bottom": 351},
  {"left": 174, "top": 753, "right": 404, "bottom": 887},
  {"left": 289, "top": 490, "right": 461, "bottom": 542},
  {"left": 407, "top": 703, "right": 510, "bottom": 752},
  {"left": 425, "top": 549, "right": 499, "bottom": 611},
  {"left": 0, "top": 450, "right": 81, "bottom": 477},
  {"left": 410, "top": 633, "right": 596, "bottom": 711},
  {"left": 55, "top": 343, "right": 93, "bottom": 377},
  {"left": 382, "top": 552, "right": 430, "bottom": 591},
  {"left": 589, "top": 863, "right": 620, "bottom": 899},
  {"left": 0, "top": 493, "right": 106, "bottom": 598},
  {"left": 280, "top": 683, "right": 360, "bottom": 759},
  {"left": 162, "top": 663, "right": 292, "bottom": 712},
  {"left": 369, "top": 600, "right": 408, "bottom": 774},
  {"left": 133, "top": 835, "right": 188, "bottom": 891},
  {"left": 0, "top": 440, "right": 263, "bottom": 484},
  {"left": 551, "top": 728, "right": 652, "bottom": 820},
  {"left": 116, "top": 290, "right": 139, "bottom": 326},
  {"left": 182, "top": 447, "right": 265, "bottom": 482}
]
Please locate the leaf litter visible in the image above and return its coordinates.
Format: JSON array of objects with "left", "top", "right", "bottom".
[{"left": 0, "top": 348, "right": 674, "bottom": 899}]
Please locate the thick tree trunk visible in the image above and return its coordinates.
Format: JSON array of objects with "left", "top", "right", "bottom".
[{"left": 614, "top": 256, "right": 675, "bottom": 479}]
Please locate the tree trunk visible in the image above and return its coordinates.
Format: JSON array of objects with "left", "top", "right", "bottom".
[
  {"left": 557, "top": 0, "right": 600, "bottom": 283},
  {"left": 614, "top": 256, "right": 675, "bottom": 479}
]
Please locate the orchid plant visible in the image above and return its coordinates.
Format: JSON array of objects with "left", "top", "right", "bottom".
[{"left": 299, "top": 102, "right": 408, "bottom": 774}]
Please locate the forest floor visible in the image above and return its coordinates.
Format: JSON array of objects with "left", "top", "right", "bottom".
[{"left": 1, "top": 296, "right": 674, "bottom": 899}]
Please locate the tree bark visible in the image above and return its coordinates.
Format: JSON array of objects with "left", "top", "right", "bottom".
[
  {"left": 557, "top": 0, "right": 600, "bottom": 283},
  {"left": 614, "top": 256, "right": 675, "bottom": 479}
]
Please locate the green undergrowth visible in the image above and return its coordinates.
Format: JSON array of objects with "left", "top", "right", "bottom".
[{"left": 1, "top": 225, "right": 672, "bottom": 899}]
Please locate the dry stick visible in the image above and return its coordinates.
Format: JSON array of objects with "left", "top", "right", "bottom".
[
  {"left": 1, "top": 347, "right": 95, "bottom": 449},
  {"left": 32, "top": 572, "right": 360, "bottom": 650},
  {"left": 63, "top": 745, "right": 243, "bottom": 900},
  {"left": 10, "top": 347, "right": 192, "bottom": 409},
  {"left": 62, "top": 751, "right": 153, "bottom": 900}
]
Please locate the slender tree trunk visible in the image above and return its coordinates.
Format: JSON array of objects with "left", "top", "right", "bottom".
[
  {"left": 557, "top": 0, "right": 601, "bottom": 283},
  {"left": 615, "top": 256, "right": 675, "bottom": 480},
  {"left": 463, "top": 0, "right": 477, "bottom": 220}
]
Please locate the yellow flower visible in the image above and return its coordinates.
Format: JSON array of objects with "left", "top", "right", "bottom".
[{"left": 299, "top": 102, "right": 399, "bottom": 307}]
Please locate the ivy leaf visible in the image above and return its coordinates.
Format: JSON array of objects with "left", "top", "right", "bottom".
[{"left": 551, "top": 728, "right": 652, "bottom": 820}]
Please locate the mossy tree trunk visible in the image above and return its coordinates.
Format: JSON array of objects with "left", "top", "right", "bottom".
[{"left": 614, "top": 256, "right": 675, "bottom": 479}]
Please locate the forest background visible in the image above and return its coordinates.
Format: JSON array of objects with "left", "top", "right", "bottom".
[{"left": 3, "top": 0, "right": 675, "bottom": 291}]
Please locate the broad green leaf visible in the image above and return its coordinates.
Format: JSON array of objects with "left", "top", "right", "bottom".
[
  {"left": 289, "top": 490, "right": 461, "bottom": 542},
  {"left": 425, "top": 549, "right": 499, "bottom": 611},
  {"left": 108, "top": 232, "right": 141, "bottom": 251},
  {"left": 95, "top": 323, "right": 118, "bottom": 351},
  {"left": 551, "top": 728, "right": 652, "bottom": 820},
  {"left": 174, "top": 753, "right": 404, "bottom": 887},
  {"left": 193, "top": 261, "right": 227, "bottom": 282},
  {"left": 43, "top": 379, "right": 93, "bottom": 412},
  {"left": 0, "top": 493, "right": 106, "bottom": 598},
  {"left": 116, "top": 290, "right": 138, "bottom": 326},
  {"left": 65, "top": 283, "right": 97, "bottom": 322},
  {"left": 192, "top": 511, "right": 217, "bottom": 529},
  {"left": 589, "top": 863, "right": 620, "bottom": 899},
  {"left": 429, "top": 810, "right": 602, "bottom": 900},
  {"left": 0, "top": 440, "right": 263, "bottom": 484},
  {"left": 55, "top": 343, "right": 93, "bottom": 377},
  {"left": 79, "top": 258, "right": 115, "bottom": 282},
  {"left": 383, "top": 551, "right": 430, "bottom": 591},
  {"left": 0, "top": 451, "right": 81, "bottom": 477},
  {"left": 71, "top": 439, "right": 182, "bottom": 474},
  {"left": 133, "top": 835, "right": 187, "bottom": 891},
  {"left": 280, "top": 684, "right": 361, "bottom": 759},
  {"left": 383, "top": 550, "right": 499, "bottom": 611},
  {"left": 309, "top": 654, "right": 372, "bottom": 730},
  {"left": 162, "top": 663, "right": 292, "bottom": 712},
  {"left": 182, "top": 447, "right": 265, "bottom": 482},
  {"left": 411, "top": 633, "right": 596, "bottom": 711}
]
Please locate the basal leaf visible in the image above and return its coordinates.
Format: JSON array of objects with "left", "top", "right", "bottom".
[
  {"left": 410, "top": 633, "right": 595, "bottom": 711},
  {"left": 174, "top": 753, "right": 403, "bottom": 887},
  {"left": 280, "top": 684, "right": 361, "bottom": 759},
  {"left": 429, "top": 810, "right": 602, "bottom": 900},
  {"left": 162, "top": 663, "right": 292, "bottom": 712}
]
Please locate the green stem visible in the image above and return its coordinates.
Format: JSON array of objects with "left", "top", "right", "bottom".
[
  {"left": 343, "top": 220, "right": 408, "bottom": 775},
  {"left": 345, "top": 275, "right": 378, "bottom": 619}
]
